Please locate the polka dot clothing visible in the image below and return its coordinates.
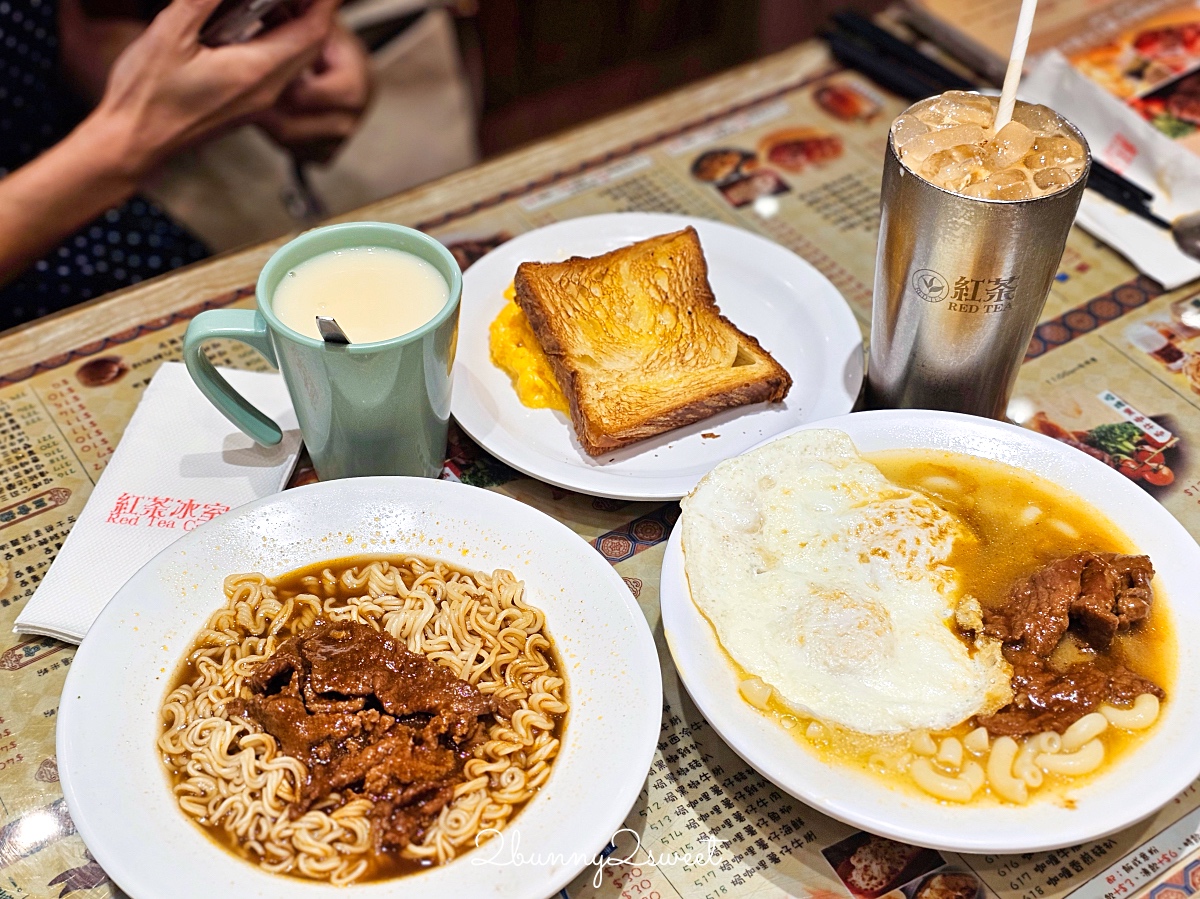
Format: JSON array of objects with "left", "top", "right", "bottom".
[{"left": 0, "top": 0, "right": 210, "bottom": 330}]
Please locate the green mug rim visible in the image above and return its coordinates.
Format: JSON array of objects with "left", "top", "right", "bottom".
[{"left": 255, "top": 221, "right": 463, "bottom": 352}]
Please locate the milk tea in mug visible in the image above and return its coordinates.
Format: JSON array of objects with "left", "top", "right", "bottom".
[
  {"left": 183, "top": 222, "right": 463, "bottom": 480},
  {"left": 272, "top": 246, "right": 450, "bottom": 343}
]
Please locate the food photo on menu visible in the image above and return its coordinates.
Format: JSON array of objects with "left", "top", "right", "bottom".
[{"left": 7, "top": 1, "right": 1200, "bottom": 898}]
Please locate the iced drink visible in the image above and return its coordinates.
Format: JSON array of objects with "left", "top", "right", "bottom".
[
  {"left": 867, "top": 92, "right": 1091, "bottom": 419},
  {"left": 893, "top": 91, "right": 1087, "bottom": 199}
]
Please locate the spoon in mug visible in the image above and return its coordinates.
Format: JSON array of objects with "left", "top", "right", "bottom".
[{"left": 316, "top": 316, "right": 351, "bottom": 345}]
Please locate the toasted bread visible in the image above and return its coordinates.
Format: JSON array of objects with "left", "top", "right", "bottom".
[{"left": 513, "top": 227, "right": 791, "bottom": 456}]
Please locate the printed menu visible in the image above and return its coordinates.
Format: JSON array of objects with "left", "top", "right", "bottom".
[{"left": 0, "top": 47, "right": 1197, "bottom": 899}]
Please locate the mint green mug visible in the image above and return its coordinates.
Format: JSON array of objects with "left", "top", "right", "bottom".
[{"left": 183, "top": 222, "right": 462, "bottom": 480}]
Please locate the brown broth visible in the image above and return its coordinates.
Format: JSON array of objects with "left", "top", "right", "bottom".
[{"left": 162, "top": 554, "right": 566, "bottom": 882}]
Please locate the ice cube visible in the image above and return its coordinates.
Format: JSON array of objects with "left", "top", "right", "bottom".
[
  {"left": 912, "top": 92, "right": 993, "bottom": 127},
  {"left": 986, "top": 170, "right": 1028, "bottom": 189},
  {"left": 907, "top": 97, "right": 939, "bottom": 118},
  {"left": 1033, "top": 167, "right": 1073, "bottom": 192},
  {"left": 984, "top": 122, "right": 1036, "bottom": 169},
  {"left": 1025, "top": 136, "right": 1083, "bottom": 169},
  {"left": 892, "top": 115, "right": 930, "bottom": 149},
  {"left": 1011, "top": 103, "right": 1062, "bottom": 136},
  {"left": 963, "top": 169, "right": 1031, "bottom": 201},
  {"left": 941, "top": 90, "right": 995, "bottom": 108},
  {"left": 921, "top": 93, "right": 998, "bottom": 129},
  {"left": 1061, "top": 159, "right": 1087, "bottom": 180},
  {"left": 938, "top": 91, "right": 997, "bottom": 117},
  {"left": 901, "top": 124, "right": 988, "bottom": 166},
  {"left": 989, "top": 170, "right": 1033, "bottom": 200},
  {"left": 962, "top": 180, "right": 996, "bottom": 199},
  {"left": 997, "top": 180, "right": 1032, "bottom": 200},
  {"left": 921, "top": 146, "right": 987, "bottom": 192},
  {"left": 948, "top": 105, "right": 995, "bottom": 128}
]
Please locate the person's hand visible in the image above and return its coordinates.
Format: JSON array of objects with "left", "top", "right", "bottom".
[
  {"left": 255, "top": 23, "right": 372, "bottom": 164},
  {"left": 89, "top": 0, "right": 341, "bottom": 178}
]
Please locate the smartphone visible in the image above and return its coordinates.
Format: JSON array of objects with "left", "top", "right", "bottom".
[{"left": 198, "top": 0, "right": 298, "bottom": 45}]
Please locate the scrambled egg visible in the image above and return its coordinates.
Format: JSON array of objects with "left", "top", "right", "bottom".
[{"left": 489, "top": 284, "right": 569, "bottom": 413}]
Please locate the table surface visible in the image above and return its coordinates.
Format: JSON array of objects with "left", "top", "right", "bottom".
[{"left": 4, "top": 34, "right": 1200, "bottom": 899}]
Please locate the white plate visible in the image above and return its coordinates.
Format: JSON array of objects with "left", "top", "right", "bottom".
[
  {"left": 660, "top": 409, "right": 1200, "bottom": 854},
  {"left": 59, "top": 478, "right": 662, "bottom": 898},
  {"left": 451, "top": 213, "right": 863, "bottom": 500}
]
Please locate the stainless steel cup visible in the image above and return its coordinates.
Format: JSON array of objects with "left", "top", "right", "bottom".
[{"left": 866, "top": 104, "right": 1091, "bottom": 419}]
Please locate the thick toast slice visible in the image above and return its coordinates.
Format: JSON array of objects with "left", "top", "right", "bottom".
[{"left": 513, "top": 227, "right": 792, "bottom": 456}]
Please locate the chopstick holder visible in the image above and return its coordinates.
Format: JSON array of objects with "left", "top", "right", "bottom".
[
  {"left": 1022, "top": 51, "right": 1200, "bottom": 289},
  {"left": 14, "top": 362, "right": 301, "bottom": 644}
]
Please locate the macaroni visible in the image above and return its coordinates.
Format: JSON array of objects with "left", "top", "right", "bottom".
[
  {"left": 1037, "top": 738, "right": 1104, "bottom": 775},
  {"left": 1013, "top": 736, "right": 1043, "bottom": 788},
  {"left": 1017, "top": 505, "right": 1042, "bottom": 526},
  {"left": 987, "top": 736, "right": 1028, "bottom": 803},
  {"left": 1033, "top": 731, "right": 1062, "bottom": 754},
  {"left": 911, "top": 731, "right": 937, "bottom": 756},
  {"left": 937, "top": 737, "right": 963, "bottom": 768},
  {"left": 962, "top": 727, "right": 989, "bottom": 755},
  {"left": 911, "top": 758, "right": 985, "bottom": 802},
  {"left": 1048, "top": 519, "right": 1080, "bottom": 539},
  {"left": 1061, "top": 713, "right": 1107, "bottom": 752},
  {"left": 1099, "top": 694, "right": 1159, "bottom": 731},
  {"left": 921, "top": 475, "right": 963, "bottom": 494},
  {"left": 739, "top": 677, "right": 772, "bottom": 711}
]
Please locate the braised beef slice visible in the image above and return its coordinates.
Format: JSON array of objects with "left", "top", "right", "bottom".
[
  {"left": 983, "top": 553, "right": 1154, "bottom": 654},
  {"left": 976, "top": 552, "right": 1163, "bottom": 736},
  {"left": 295, "top": 619, "right": 495, "bottom": 742},
  {"left": 982, "top": 555, "right": 1081, "bottom": 655},
  {"left": 979, "top": 652, "right": 1163, "bottom": 737},
  {"left": 1108, "top": 665, "right": 1165, "bottom": 705},
  {"left": 1072, "top": 553, "right": 1153, "bottom": 648},
  {"left": 230, "top": 619, "right": 498, "bottom": 853}
]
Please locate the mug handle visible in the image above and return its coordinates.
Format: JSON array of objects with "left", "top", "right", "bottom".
[{"left": 183, "top": 309, "right": 283, "bottom": 446}]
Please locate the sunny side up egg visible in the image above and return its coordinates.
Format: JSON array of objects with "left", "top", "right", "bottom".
[{"left": 681, "top": 429, "right": 1012, "bottom": 735}]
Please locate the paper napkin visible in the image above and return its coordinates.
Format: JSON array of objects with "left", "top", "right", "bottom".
[
  {"left": 1022, "top": 52, "right": 1200, "bottom": 290},
  {"left": 15, "top": 362, "right": 301, "bottom": 643}
]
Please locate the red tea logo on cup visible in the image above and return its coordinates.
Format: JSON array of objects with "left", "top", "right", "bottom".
[{"left": 912, "top": 269, "right": 949, "bottom": 303}]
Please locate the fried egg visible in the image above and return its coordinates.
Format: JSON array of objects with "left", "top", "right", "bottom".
[{"left": 681, "top": 429, "right": 1010, "bottom": 735}]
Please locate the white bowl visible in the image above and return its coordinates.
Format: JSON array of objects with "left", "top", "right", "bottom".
[
  {"left": 660, "top": 409, "right": 1200, "bottom": 853},
  {"left": 59, "top": 477, "right": 662, "bottom": 898}
]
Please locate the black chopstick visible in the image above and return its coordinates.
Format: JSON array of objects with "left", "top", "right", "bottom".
[
  {"left": 824, "top": 31, "right": 949, "bottom": 103},
  {"left": 824, "top": 14, "right": 1168, "bottom": 228},
  {"left": 1089, "top": 161, "right": 1154, "bottom": 203},
  {"left": 831, "top": 12, "right": 975, "bottom": 92},
  {"left": 1085, "top": 173, "right": 1171, "bottom": 228}
]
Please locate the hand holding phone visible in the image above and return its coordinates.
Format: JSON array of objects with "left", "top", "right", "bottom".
[{"left": 199, "top": 0, "right": 303, "bottom": 45}]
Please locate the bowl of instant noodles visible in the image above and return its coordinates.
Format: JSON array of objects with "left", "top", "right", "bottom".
[{"left": 58, "top": 477, "right": 662, "bottom": 898}]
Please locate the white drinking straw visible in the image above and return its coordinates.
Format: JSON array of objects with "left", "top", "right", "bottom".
[{"left": 993, "top": 0, "right": 1039, "bottom": 131}]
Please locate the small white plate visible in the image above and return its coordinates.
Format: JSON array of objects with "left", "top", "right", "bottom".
[
  {"left": 59, "top": 478, "right": 662, "bottom": 899},
  {"left": 660, "top": 409, "right": 1200, "bottom": 854},
  {"left": 451, "top": 213, "right": 863, "bottom": 500}
]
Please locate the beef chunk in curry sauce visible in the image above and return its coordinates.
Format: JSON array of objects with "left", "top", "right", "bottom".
[
  {"left": 968, "top": 552, "right": 1165, "bottom": 737},
  {"left": 229, "top": 619, "right": 511, "bottom": 853}
]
